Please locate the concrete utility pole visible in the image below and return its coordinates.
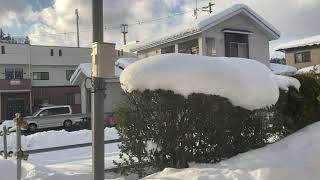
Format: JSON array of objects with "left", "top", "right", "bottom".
[
  {"left": 194, "top": 0, "right": 198, "bottom": 19},
  {"left": 120, "top": 24, "right": 128, "bottom": 45},
  {"left": 91, "top": 0, "right": 104, "bottom": 179},
  {"left": 75, "top": 9, "right": 80, "bottom": 48}
]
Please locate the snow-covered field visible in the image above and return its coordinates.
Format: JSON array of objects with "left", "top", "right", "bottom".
[
  {"left": 2, "top": 122, "right": 320, "bottom": 180},
  {"left": 0, "top": 128, "right": 123, "bottom": 180},
  {"left": 145, "top": 122, "right": 320, "bottom": 180}
]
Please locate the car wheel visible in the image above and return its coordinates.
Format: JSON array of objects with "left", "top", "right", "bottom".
[
  {"left": 28, "top": 124, "right": 37, "bottom": 133},
  {"left": 64, "top": 120, "right": 72, "bottom": 129}
]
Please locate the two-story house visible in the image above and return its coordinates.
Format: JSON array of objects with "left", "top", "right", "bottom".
[
  {"left": 275, "top": 35, "right": 320, "bottom": 69},
  {"left": 0, "top": 43, "right": 91, "bottom": 120},
  {"left": 127, "top": 4, "right": 280, "bottom": 66}
]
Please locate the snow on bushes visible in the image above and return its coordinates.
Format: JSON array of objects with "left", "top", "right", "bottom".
[
  {"left": 116, "top": 54, "right": 302, "bottom": 176},
  {"left": 120, "top": 54, "right": 299, "bottom": 110}
]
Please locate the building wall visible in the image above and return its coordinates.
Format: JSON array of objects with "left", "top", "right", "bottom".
[
  {"left": 32, "top": 86, "right": 81, "bottom": 113},
  {"left": 285, "top": 47, "right": 320, "bottom": 69},
  {"left": 30, "top": 45, "right": 91, "bottom": 65},
  {"left": 136, "top": 12, "right": 271, "bottom": 66},
  {"left": 31, "top": 65, "right": 78, "bottom": 86},
  {"left": 0, "top": 64, "right": 30, "bottom": 79},
  {"left": 0, "top": 43, "right": 30, "bottom": 65},
  {"left": 202, "top": 12, "right": 270, "bottom": 65}
]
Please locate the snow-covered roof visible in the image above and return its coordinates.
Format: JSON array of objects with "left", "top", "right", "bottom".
[
  {"left": 70, "top": 57, "right": 137, "bottom": 85},
  {"left": 270, "top": 63, "right": 297, "bottom": 74},
  {"left": 275, "top": 35, "right": 320, "bottom": 51},
  {"left": 296, "top": 65, "right": 320, "bottom": 74},
  {"left": 130, "top": 4, "right": 280, "bottom": 52},
  {"left": 120, "top": 54, "right": 299, "bottom": 110}
]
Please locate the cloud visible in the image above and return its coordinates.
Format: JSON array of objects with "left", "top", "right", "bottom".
[{"left": 1, "top": 0, "right": 320, "bottom": 58}]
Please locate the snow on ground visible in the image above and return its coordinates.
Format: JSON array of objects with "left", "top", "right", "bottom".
[
  {"left": 120, "top": 54, "right": 299, "bottom": 110},
  {"left": 297, "top": 65, "right": 320, "bottom": 74},
  {"left": 144, "top": 121, "right": 320, "bottom": 180},
  {"left": 275, "top": 34, "right": 320, "bottom": 51},
  {"left": 270, "top": 63, "right": 297, "bottom": 74},
  {"left": 0, "top": 128, "right": 123, "bottom": 180}
]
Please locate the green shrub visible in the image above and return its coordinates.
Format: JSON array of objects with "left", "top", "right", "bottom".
[
  {"left": 275, "top": 73, "right": 320, "bottom": 135},
  {"left": 114, "top": 90, "right": 277, "bottom": 175}
]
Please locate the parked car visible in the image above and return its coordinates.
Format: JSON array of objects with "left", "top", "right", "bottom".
[{"left": 24, "top": 105, "right": 85, "bottom": 132}]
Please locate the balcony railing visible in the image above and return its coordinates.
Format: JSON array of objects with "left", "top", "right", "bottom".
[{"left": 0, "top": 79, "right": 31, "bottom": 91}]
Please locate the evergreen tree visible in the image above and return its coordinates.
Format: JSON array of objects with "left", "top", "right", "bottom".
[
  {"left": 0, "top": 28, "right": 5, "bottom": 40},
  {"left": 24, "top": 36, "right": 30, "bottom": 44}
]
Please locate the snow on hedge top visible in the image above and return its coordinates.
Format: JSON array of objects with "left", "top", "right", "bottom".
[
  {"left": 297, "top": 65, "right": 320, "bottom": 74},
  {"left": 120, "top": 54, "right": 300, "bottom": 110},
  {"left": 130, "top": 4, "right": 280, "bottom": 52},
  {"left": 270, "top": 63, "right": 297, "bottom": 74},
  {"left": 275, "top": 35, "right": 320, "bottom": 51}
]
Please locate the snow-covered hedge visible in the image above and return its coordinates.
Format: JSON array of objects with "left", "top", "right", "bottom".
[{"left": 115, "top": 54, "right": 303, "bottom": 176}]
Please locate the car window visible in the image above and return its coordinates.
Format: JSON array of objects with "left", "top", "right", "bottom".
[{"left": 39, "top": 109, "right": 52, "bottom": 116}]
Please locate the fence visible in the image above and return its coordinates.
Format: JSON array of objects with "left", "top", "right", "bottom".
[{"left": 0, "top": 114, "right": 122, "bottom": 180}]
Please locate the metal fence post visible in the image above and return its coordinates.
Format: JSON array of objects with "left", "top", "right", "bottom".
[
  {"left": 15, "top": 113, "right": 22, "bottom": 180},
  {"left": 3, "top": 125, "right": 7, "bottom": 159}
]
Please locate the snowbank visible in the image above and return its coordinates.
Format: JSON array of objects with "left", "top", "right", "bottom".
[
  {"left": 0, "top": 128, "right": 119, "bottom": 152},
  {"left": 270, "top": 63, "right": 297, "bottom": 74},
  {"left": 275, "top": 35, "right": 320, "bottom": 51},
  {"left": 297, "top": 65, "right": 320, "bottom": 74},
  {"left": 144, "top": 121, "right": 320, "bottom": 180},
  {"left": 120, "top": 54, "right": 299, "bottom": 110}
]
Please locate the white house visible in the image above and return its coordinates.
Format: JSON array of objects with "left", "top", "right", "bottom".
[
  {"left": 70, "top": 58, "right": 137, "bottom": 114},
  {"left": 0, "top": 43, "right": 91, "bottom": 120},
  {"left": 127, "top": 4, "right": 280, "bottom": 66}
]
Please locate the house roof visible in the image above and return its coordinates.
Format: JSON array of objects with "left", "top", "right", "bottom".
[
  {"left": 70, "top": 57, "right": 137, "bottom": 85},
  {"left": 130, "top": 4, "right": 280, "bottom": 52},
  {"left": 275, "top": 35, "right": 320, "bottom": 51}
]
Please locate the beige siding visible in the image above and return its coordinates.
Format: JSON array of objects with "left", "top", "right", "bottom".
[{"left": 286, "top": 48, "right": 320, "bottom": 69}]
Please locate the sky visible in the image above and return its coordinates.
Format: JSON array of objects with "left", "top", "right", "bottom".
[{"left": 0, "top": 0, "right": 320, "bottom": 58}]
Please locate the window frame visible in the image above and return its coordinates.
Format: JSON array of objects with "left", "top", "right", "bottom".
[
  {"left": 294, "top": 51, "right": 311, "bottom": 64},
  {"left": 66, "top": 93, "right": 81, "bottom": 105},
  {"left": 65, "top": 70, "right": 75, "bottom": 81},
  {"left": 5, "top": 67, "right": 24, "bottom": 80},
  {"left": 33, "top": 72, "right": 49, "bottom": 80},
  {"left": 1, "top": 46, "right": 5, "bottom": 54},
  {"left": 59, "top": 49, "right": 62, "bottom": 57},
  {"left": 50, "top": 49, "right": 54, "bottom": 56}
]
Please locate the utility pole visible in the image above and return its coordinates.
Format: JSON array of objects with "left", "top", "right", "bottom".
[
  {"left": 202, "top": 2, "right": 215, "bottom": 14},
  {"left": 194, "top": 0, "right": 198, "bottom": 19},
  {"left": 120, "top": 24, "right": 128, "bottom": 45},
  {"left": 75, "top": 9, "right": 80, "bottom": 48},
  {"left": 91, "top": 0, "right": 104, "bottom": 179}
]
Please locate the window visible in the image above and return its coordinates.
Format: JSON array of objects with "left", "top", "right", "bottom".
[
  {"left": 66, "top": 93, "right": 81, "bottom": 105},
  {"left": 1, "top": 46, "right": 5, "bottom": 54},
  {"left": 59, "top": 49, "right": 62, "bottom": 57},
  {"left": 66, "top": 70, "right": 75, "bottom": 81},
  {"left": 33, "top": 72, "right": 49, "bottom": 80},
  {"left": 295, "top": 51, "right": 311, "bottom": 63},
  {"left": 50, "top": 49, "right": 54, "bottom": 56},
  {"left": 225, "top": 33, "right": 249, "bottom": 58},
  {"left": 206, "top": 38, "right": 216, "bottom": 56},
  {"left": 161, "top": 45, "right": 175, "bottom": 54},
  {"left": 5, "top": 68, "right": 23, "bottom": 80}
]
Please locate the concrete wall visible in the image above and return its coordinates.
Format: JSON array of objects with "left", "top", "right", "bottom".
[
  {"left": 0, "top": 43, "right": 30, "bottom": 64},
  {"left": 80, "top": 80, "right": 125, "bottom": 114},
  {"left": 285, "top": 47, "right": 320, "bottom": 69},
  {"left": 30, "top": 45, "right": 91, "bottom": 66},
  {"left": 31, "top": 65, "right": 78, "bottom": 86}
]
